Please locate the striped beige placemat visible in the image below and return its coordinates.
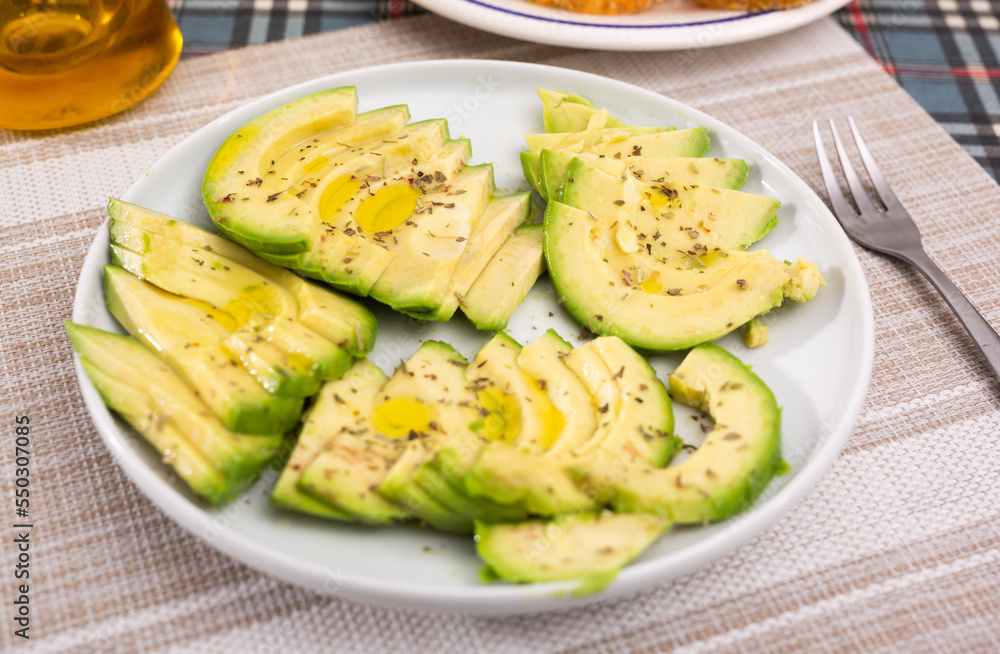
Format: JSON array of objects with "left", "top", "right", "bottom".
[{"left": 3, "top": 13, "right": 1000, "bottom": 653}]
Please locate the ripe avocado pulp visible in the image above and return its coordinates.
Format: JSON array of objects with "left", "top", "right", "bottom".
[
  {"left": 525, "top": 89, "right": 823, "bottom": 352},
  {"left": 589, "top": 344, "right": 783, "bottom": 524},
  {"left": 65, "top": 322, "right": 281, "bottom": 506},
  {"left": 543, "top": 158, "right": 823, "bottom": 352},
  {"left": 269, "top": 330, "right": 784, "bottom": 587},
  {"left": 202, "top": 87, "right": 532, "bottom": 319}
]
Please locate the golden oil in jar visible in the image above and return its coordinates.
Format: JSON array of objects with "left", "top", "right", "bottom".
[{"left": 0, "top": 0, "right": 182, "bottom": 130}]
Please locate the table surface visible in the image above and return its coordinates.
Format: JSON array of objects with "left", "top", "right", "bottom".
[
  {"left": 5, "top": 3, "right": 1000, "bottom": 652},
  {"left": 171, "top": 0, "right": 1000, "bottom": 180}
]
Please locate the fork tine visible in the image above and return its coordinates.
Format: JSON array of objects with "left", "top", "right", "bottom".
[
  {"left": 847, "top": 116, "right": 902, "bottom": 210},
  {"left": 812, "top": 121, "right": 859, "bottom": 221},
  {"left": 828, "top": 119, "right": 882, "bottom": 218}
]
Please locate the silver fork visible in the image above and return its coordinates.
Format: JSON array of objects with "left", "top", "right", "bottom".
[{"left": 813, "top": 117, "right": 1000, "bottom": 380}]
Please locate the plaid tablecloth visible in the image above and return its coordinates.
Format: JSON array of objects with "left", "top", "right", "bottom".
[{"left": 172, "top": 0, "right": 1000, "bottom": 180}]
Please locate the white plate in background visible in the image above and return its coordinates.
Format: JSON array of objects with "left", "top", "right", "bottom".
[{"left": 413, "top": 0, "right": 852, "bottom": 51}]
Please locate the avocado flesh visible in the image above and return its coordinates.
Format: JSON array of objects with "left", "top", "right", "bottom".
[
  {"left": 521, "top": 128, "right": 711, "bottom": 191},
  {"left": 111, "top": 234, "right": 352, "bottom": 382},
  {"left": 105, "top": 259, "right": 320, "bottom": 399},
  {"left": 213, "top": 118, "right": 456, "bottom": 297},
  {"left": 289, "top": 361, "right": 413, "bottom": 524},
  {"left": 103, "top": 266, "right": 305, "bottom": 434},
  {"left": 106, "top": 198, "right": 377, "bottom": 357},
  {"left": 430, "top": 192, "right": 532, "bottom": 322},
  {"left": 375, "top": 342, "right": 496, "bottom": 532},
  {"left": 561, "top": 157, "right": 778, "bottom": 253},
  {"left": 203, "top": 87, "right": 363, "bottom": 254},
  {"left": 544, "top": 199, "right": 806, "bottom": 352},
  {"left": 537, "top": 88, "right": 628, "bottom": 134},
  {"left": 271, "top": 359, "right": 388, "bottom": 521},
  {"left": 461, "top": 223, "right": 545, "bottom": 331},
  {"left": 568, "top": 337, "right": 677, "bottom": 468},
  {"left": 525, "top": 126, "right": 672, "bottom": 154},
  {"left": 603, "top": 344, "right": 782, "bottom": 524},
  {"left": 538, "top": 149, "right": 749, "bottom": 202},
  {"left": 203, "top": 91, "right": 403, "bottom": 254},
  {"left": 427, "top": 332, "right": 565, "bottom": 523},
  {"left": 518, "top": 330, "right": 596, "bottom": 457},
  {"left": 463, "top": 333, "right": 677, "bottom": 516},
  {"left": 367, "top": 163, "right": 494, "bottom": 313},
  {"left": 292, "top": 135, "right": 474, "bottom": 298},
  {"left": 475, "top": 512, "right": 669, "bottom": 592},
  {"left": 66, "top": 323, "right": 281, "bottom": 505}
]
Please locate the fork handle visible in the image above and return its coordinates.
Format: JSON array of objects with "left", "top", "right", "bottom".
[{"left": 900, "top": 249, "right": 1000, "bottom": 380}]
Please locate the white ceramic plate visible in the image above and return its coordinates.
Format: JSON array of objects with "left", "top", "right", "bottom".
[
  {"left": 413, "top": 0, "right": 851, "bottom": 51},
  {"left": 72, "top": 59, "right": 873, "bottom": 614}
]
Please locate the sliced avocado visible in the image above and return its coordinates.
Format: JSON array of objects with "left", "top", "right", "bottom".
[
  {"left": 521, "top": 128, "right": 710, "bottom": 190},
  {"left": 464, "top": 445, "right": 597, "bottom": 516},
  {"left": 378, "top": 441, "right": 468, "bottom": 530},
  {"left": 560, "top": 157, "right": 778, "bottom": 252},
  {"left": 462, "top": 330, "right": 600, "bottom": 516},
  {"left": 321, "top": 133, "right": 471, "bottom": 297},
  {"left": 202, "top": 91, "right": 400, "bottom": 254},
  {"left": 537, "top": 88, "right": 628, "bottom": 134},
  {"left": 518, "top": 330, "right": 595, "bottom": 456},
  {"left": 226, "top": 116, "right": 456, "bottom": 298},
  {"left": 543, "top": 200, "right": 810, "bottom": 352},
  {"left": 103, "top": 266, "right": 304, "bottom": 434},
  {"left": 106, "top": 198, "right": 377, "bottom": 357},
  {"left": 111, "top": 234, "right": 352, "bottom": 380},
  {"left": 431, "top": 192, "right": 532, "bottom": 322},
  {"left": 65, "top": 322, "right": 281, "bottom": 505},
  {"left": 475, "top": 512, "right": 669, "bottom": 592},
  {"left": 373, "top": 341, "right": 489, "bottom": 533},
  {"left": 368, "top": 163, "right": 494, "bottom": 314},
  {"left": 605, "top": 344, "right": 782, "bottom": 523},
  {"left": 525, "top": 126, "right": 672, "bottom": 154},
  {"left": 272, "top": 360, "right": 388, "bottom": 520},
  {"left": 412, "top": 462, "right": 527, "bottom": 524},
  {"left": 461, "top": 223, "right": 545, "bottom": 331},
  {"left": 466, "top": 332, "right": 558, "bottom": 454},
  {"left": 538, "top": 149, "right": 748, "bottom": 202},
  {"left": 463, "top": 333, "right": 678, "bottom": 517},
  {"left": 570, "top": 337, "right": 677, "bottom": 468},
  {"left": 519, "top": 152, "right": 544, "bottom": 196}
]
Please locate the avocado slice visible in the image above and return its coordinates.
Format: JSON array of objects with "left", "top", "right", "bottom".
[
  {"left": 461, "top": 223, "right": 545, "bottom": 331},
  {"left": 521, "top": 128, "right": 710, "bottom": 192},
  {"left": 373, "top": 341, "right": 491, "bottom": 533},
  {"left": 536, "top": 88, "right": 628, "bottom": 134},
  {"left": 111, "top": 234, "right": 353, "bottom": 381},
  {"left": 602, "top": 344, "right": 783, "bottom": 523},
  {"left": 293, "top": 362, "right": 416, "bottom": 525},
  {"left": 475, "top": 512, "right": 669, "bottom": 593},
  {"left": 367, "top": 163, "right": 495, "bottom": 314},
  {"left": 66, "top": 322, "right": 281, "bottom": 505},
  {"left": 202, "top": 90, "right": 398, "bottom": 254},
  {"left": 103, "top": 266, "right": 305, "bottom": 434},
  {"left": 538, "top": 149, "right": 749, "bottom": 202},
  {"left": 524, "top": 126, "right": 673, "bottom": 154},
  {"left": 430, "top": 192, "right": 532, "bottom": 322},
  {"left": 106, "top": 198, "right": 377, "bottom": 357},
  {"left": 272, "top": 360, "right": 388, "bottom": 520},
  {"left": 462, "top": 333, "right": 678, "bottom": 516},
  {"left": 560, "top": 157, "right": 778, "bottom": 252},
  {"left": 543, "top": 197, "right": 821, "bottom": 352}
]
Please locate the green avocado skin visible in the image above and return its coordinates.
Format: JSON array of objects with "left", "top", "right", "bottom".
[
  {"left": 65, "top": 322, "right": 280, "bottom": 506},
  {"left": 608, "top": 344, "right": 782, "bottom": 524}
]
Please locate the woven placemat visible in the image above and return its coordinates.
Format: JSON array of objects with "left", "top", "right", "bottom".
[{"left": 3, "top": 13, "right": 1000, "bottom": 653}]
